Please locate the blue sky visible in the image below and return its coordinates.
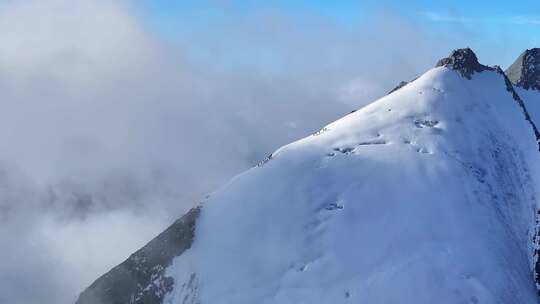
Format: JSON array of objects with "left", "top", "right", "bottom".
[{"left": 131, "top": 0, "right": 540, "bottom": 69}]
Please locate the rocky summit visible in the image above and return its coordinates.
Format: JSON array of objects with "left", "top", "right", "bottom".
[
  {"left": 435, "top": 47, "right": 494, "bottom": 79},
  {"left": 507, "top": 48, "right": 540, "bottom": 91}
]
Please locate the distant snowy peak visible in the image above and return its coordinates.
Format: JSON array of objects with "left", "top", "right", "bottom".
[
  {"left": 436, "top": 47, "right": 494, "bottom": 79},
  {"left": 507, "top": 48, "right": 540, "bottom": 91}
]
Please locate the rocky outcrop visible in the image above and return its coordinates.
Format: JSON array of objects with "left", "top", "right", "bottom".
[
  {"left": 387, "top": 81, "right": 409, "bottom": 94},
  {"left": 436, "top": 48, "right": 494, "bottom": 79},
  {"left": 390, "top": 48, "right": 492, "bottom": 95},
  {"left": 75, "top": 206, "right": 201, "bottom": 304},
  {"left": 506, "top": 48, "right": 540, "bottom": 91}
]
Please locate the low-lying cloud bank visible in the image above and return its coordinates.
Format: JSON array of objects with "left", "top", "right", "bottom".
[{"left": 0, "top": 1, "right": 455, "bottom": 303}]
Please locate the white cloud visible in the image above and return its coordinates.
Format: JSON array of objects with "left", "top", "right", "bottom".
[
  {"left": 510, "top": 15, "right": 540, "bottom": 25},
  {"left": 420, "top": 11, "right": 540, "bottom": 27},
  {"left": 419, "top": 11, "right": 477, "bottom": 23},
  {"left": 339, "top": 77, "right": 385, "bottom": 107},
  {"left": 0, "top": 1, "right": 455, "bottom": 303}
]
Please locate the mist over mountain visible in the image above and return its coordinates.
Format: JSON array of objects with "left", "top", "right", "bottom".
[
  {"left": 0, "top": 1, "right": 462, "bottom": 303},
  {"left": 3, "top": 1, "right": 540, "bottom": 303}
]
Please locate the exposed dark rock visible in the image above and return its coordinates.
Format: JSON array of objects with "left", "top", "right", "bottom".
[
  {"left": 387, "top": 75, "right": 422, "bottom": 95},
  {"left": 436, "top": 48, "right": 494, "bottom": 79},
  {"left": 494, "top": 66, "right": 540, "bottom": 151},
  {"left": 75, "top": 206, "right": 201, "bottom": 304},
  {"left": 257, "top": 153, "right": 274, "bottom": 167},
  {"left": 312, "top": 127, "right": 329, "bottom": 136},
  {"left": 388, "top": 81, "right": 409, "bottom": 94},
  {"left": 325, "top": 202, "right": 344, "bottom": 211},
  {"left": 497, "top": 64, "right": 540, "bottom": 296},
  {"left": 357, "top": 139, "right": 386, "bottom": 146},
  {"left": 414, "top": 119, "right": 439, "bottom": 129},
  {"left": 506, "top": 48, "right": 540, "bottom": 91},
  {"left": 333, "top": 147, "right": 355, "bottom": 154},
  {"left": 534, "top": 210, "right": 540, "bottom": 295}
]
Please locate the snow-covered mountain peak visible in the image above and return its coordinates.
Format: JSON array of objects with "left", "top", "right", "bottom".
[
  {"left": 435, "top": 48, "right": 493, "bottom": 79},
  {"left": 76, "top": 49, "right": 540, "bottom": 304},
  {"left": 507, "top": 48, "right": 540, "bottom": 91},
  {"left": 390, "top": 48, "right": 494, "bottom": 96},
  {"left": 174, "top": 57, "right": 539, "bottom": 304}
]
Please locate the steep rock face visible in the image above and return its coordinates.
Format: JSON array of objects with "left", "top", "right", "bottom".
[
  {"left": 388, "top": 80, "right": 410, "bottom": 94},
  {"left": 390, "top": 48, "right": 490, "bottom": 96},
  {"left": 75, "top": 207, "right": 200, "bottom": 304},
  {"left": 507, "top": 49, "right": 540, "bottom": 91},
  {"left": 390, "top": 47, "right": 492, "bottom": 96}
]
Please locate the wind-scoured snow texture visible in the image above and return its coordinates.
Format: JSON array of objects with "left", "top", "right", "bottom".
[
  {"left": 164, "top": 63, "right": 540, "bottom": 303},
  {"left": 507, "top": 46, "right": 540, "bottom": 293},
  {"left": 514, "top": 86, "right": 540, "bottom": 292}
]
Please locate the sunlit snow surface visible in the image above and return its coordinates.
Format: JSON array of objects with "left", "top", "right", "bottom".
[{"left": 166, "top": 67, "right": 540, "bottom": 303}]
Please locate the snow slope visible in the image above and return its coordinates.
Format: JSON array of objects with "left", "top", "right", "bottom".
[
  {"left": 518, "top": 88, "right": 540, "bottom": 127},
  {"left": 163, "top": 53, "right": 540, "bottom": 303},
  {"left": 514, "top": 83, "right": 540, "bottom": 292}
]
